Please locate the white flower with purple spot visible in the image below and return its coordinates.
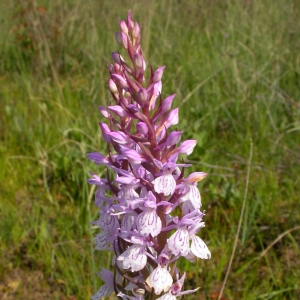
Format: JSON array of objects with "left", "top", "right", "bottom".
[
  {"left": 146, "top": 265, "right": 173, "bottom": 295},
  {"left": 177, "top": 172, "right": 207, "bottom": 212},
  {"left": 153, "top": 161, "right": 190, "bottom": 196},
  {"left": 118, "top": 236, "right": 150, "bottom": 272},
  {"left": 153, "top": 162, "right": 177, "bottom": 196},
  {"left": 136, "top": 191, "right": 166, "bottom": 237},
  {"left": 146, "top": 250, "right": 173, "bottom": 295}
]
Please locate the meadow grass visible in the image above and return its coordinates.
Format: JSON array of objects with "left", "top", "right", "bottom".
[{"left": 1, "top": 0, "right": 300, "bottom": 299}]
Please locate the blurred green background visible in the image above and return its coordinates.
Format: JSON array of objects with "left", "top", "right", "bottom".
[{"left": 1, "top": 0, "right": 300, "bottom": 299}]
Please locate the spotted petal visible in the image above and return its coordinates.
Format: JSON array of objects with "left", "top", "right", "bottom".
[
  {"left": 146, "top": 266, "right": 173, "bottom": 295},
  {"left": 120, "top": 215, "right": 135, "bottom": 238},
  {"left": 118, "top": 245, "right": 147, "bottom": 272},
  {"left": 153, "top": 173, "right": 176, "bottom": 196},
  {"left": 167, "top": 228, "right": 189, "bottom": 256},
  {"left": 95, "top": 232, "right": 113, "bottom": 250},
  {"left": 98, "top": 211, "right": 119, "bottom": 233},
  {"left": 190, "top": 235, "right": 211, "bottom": 259},
  {"left": 187, "top": 185, "right": 201, "bottom": 208},
  {"left": 137, "top": 210, "right": 162, "bottom": 237}
]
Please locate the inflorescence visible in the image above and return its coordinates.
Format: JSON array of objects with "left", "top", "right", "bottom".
[{"left": 87, "top": 10, "right": 211, "bottom": 300}]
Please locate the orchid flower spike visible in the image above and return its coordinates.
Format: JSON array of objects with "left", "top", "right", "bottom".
[{"left": 88, "top": 10, "right": 211, "bottom": 300}]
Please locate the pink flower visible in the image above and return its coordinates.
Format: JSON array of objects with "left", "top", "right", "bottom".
[{"left": 153, "top": 162, "right": 178, "bottom": 196}]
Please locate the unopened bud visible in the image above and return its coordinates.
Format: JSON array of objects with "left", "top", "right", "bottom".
[
  {"left": 108, "top": 64, "right": 114, "bottom": 74},
  {"left": 108, "top": 79, "right": 118, "bottom": 94},
  {"left": 162, "top": 94, "right": 176, "bottom": 112},
  {"left": 149, "top": 82, "right": 162, "bottom": 109},
  {"left": 132, "top": 22, "right": 140, "bottom": 39},
  {"left": 108, "top": 105, "right": 130, "bottom": 117},
  {"left": 114, "top": 63, "right": 121, "bottom": 73},
  {"left": 121, "top": 32, "right": 128, "bottom": 49},
  {"left": 166, "top": 131, "right": 183, "bottom": 146},
  {"left": 111, "top": 74, "right": 128, "bottom": 89},
  {"left": 167, "top": 108, "right": 179, "bottom": 126},
  {"left": 155, "top": 131, "right": 183, "bottom": 150},
  {"left": 153, "top": 66, "right": 165, "bottom": 83},
  {"left": 124, "top": 91, "right": 131, "bottom": 99},
  {"left": 133, "top": 54, "right": 144, "bottom": 69},
  {"left": 123, "top": 150, "right": 143, "bottom": 164},
  {"left": 127, "top": 104, "right": 139, "bottom": 114},
  {"left": 99, "top": 123, "right": 112, "bottom": 143},
  {"left": 108, "top": 131, "right": 131, "bottom": 144},
  {"left": 98, "top": 106, "right": 110, "bottom": 118},
  {"left": 121, "top": 97, "right": 130, "bottom": 106},
  {"left": 127, "top": 10, "right": 134, "bottom": 30},
  {"left": 112, "top": 52, "right": 125, "bottom": 65},
  {"left": 138, "top": 88, "right": 148, "bottom": 103},
  {"left": 119, "top": 20, "right": 128, "bottom": 35},
  {"left": 179, "top": 140, "right": 197, "bottom": 155},
  {"left": 186, "top": 172, "right": 207, "bottom": 183},
  {"left": 137, "top": 122, "right": 148, "bottom": 135}
]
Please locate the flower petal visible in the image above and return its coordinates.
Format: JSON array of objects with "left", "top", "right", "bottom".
[
  {"left": 95, "top": 232, "right": 113, "bottom": 250},
  {"left": 121, "top": 215, "right": 135, "bottom": 238},
  {"left": 98, "top": 268, "right": 114, "bottom": 286},
  {"left": 137, "top": 210, "right": 162, "bottom": 237},
  {"left": 190, "top": 235, "right": 211, "bottom": 259},
  {"left": 98, "top": 212, "right": 119, "bottom": 233},
  {"left": 91, "top": 284, "right": 114, "bottom": 300},
  {"left": 157, "top": 294, "right": 176, "bottom": 300},
  {"left": 118, "top": 245, "right": 147, "bottom": 272},
  {"left": 167, "top": 228, "right": 189, "bottom": 256},
  {"left": 146, "top": 266, "right": 173, "bottom": 295},
  {"left": 188, "top": 185, "right": 201, "bottom": 208},
  {"left": 183, "top": 250, "right": 197, "bottom": 263},
  {"left": 153, "top": 173, "right": 176, "bottom": 196}
]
